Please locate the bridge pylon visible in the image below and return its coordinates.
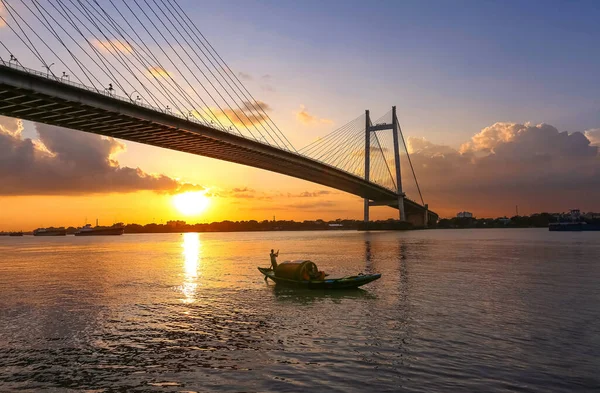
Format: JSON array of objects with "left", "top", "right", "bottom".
[{"left": 363, "top": 106, "right": 406, "bottom": 223}]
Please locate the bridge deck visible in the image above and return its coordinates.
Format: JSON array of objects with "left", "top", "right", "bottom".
[{"left": 0, "top": 65, "right": 437, "bottom": 222}]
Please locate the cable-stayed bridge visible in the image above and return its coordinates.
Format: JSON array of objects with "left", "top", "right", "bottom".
[{"left": 0, "top": 0, "right": 437, "bottom": 227}]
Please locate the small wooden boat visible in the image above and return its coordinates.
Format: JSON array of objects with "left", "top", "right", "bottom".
[{"left": 258, "top": 260, "right": 381, "bottom": 289}]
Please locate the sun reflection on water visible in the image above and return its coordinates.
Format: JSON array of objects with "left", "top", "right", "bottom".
[{"left": 181, "top": 232, "right": 201, "bottom": 303}]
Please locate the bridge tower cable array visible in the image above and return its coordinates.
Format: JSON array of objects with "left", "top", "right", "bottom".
[
  {"left": 0, "top": 0, "right": 295, "bottom": 151},
  {"left": 0, "top": 0, "right": 436, "bottom": 226}
]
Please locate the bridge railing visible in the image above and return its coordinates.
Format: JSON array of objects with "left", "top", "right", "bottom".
[
  {"left": 0, "top": 58, "right": 414, "bottom": 198},
  {"left": 0, "top": 58, "right": 229, "bottom": 131}
]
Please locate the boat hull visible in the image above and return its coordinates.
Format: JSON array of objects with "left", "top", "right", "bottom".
[
  {"left": 33, "top": 230, "right": 67, "bottom": 236},
  {"left": 258, "top": 267, "right": 381, "bottom": 289},
  {"left": 549, "top": 223, "right": 600, "bottom": 231}
]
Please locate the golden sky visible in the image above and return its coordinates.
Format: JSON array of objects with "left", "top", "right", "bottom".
[
  {"left": 0, "top": 1, "right": 599, "bottom": 231},
  {"left": 1, "top": 115, "right": 598, "bottom": 231}
]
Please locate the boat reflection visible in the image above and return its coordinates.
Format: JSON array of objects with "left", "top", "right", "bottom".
[
  {"left": 181, "top": 232, "right": 201, "bottom": 303},
  {"left": 272, "top": 286, "right": 376, "bottom": 305}
]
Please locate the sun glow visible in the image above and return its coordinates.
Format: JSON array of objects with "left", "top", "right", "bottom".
[{"left": 172, "top": 191, "right": 210, "bottom": 216}]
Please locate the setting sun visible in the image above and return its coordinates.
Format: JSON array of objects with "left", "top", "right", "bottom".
[{"left": 172, "top": 191, "right": 210, "bottom": 216}]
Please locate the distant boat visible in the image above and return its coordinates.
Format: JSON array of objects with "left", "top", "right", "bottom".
[
  {"left": 33, "top": 227, "right": 67, "bottom": 236},
  {"left": 549, "top": 222, "right": 600, "bottom": 231},
  {"left": 74, "top": 223, "right": 124, "bottom": 236},
  {"left": 549, "top": 209, "right": 600, "bottom": 232},
  {"left": 9, "top": 232, "right": 24, "bottom": 237}
]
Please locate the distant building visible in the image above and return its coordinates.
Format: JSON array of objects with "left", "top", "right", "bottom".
[
  {"left": 457, "top": 211, "right": 473, "bottom": 218},
  {"left": 498, "top": 217, "right": 511, "bottom": 225}
]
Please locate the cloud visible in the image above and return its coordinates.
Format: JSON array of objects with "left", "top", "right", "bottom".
[
  {"left": 238, "top": 72, "right": 253, "bottom": 81},
  {"left": 229, "top": 187, "right": 258, "bottom": 199},
  {"left": 296, "top": 190, "right": 336, "bottom": 197},
  {"left": 92, "top": 39, "right": 133, "bottom": 54},
  {"left": 585, "top": 128, "right": 600, "bottom": 146},
  {"left": 407, "top": 137, "right": 455, "bottom": 156},
  {"left": 213, "top": 188, "right": 338, "bottom": 203},
  {"left": 401, "top": 122, "right": 600, "bottom": 217},
  {"left": 0, "top": 4, "right": 6, "bottom": 28},
  {"left": 212, "top": 100, "right": 273, "bottom": 128},
  {"left": 147, "top": 66, "right": 172, "bottom": 79},
  {"left": 0, "top": 116, "right": 200, "bottom": 195},
  {"left": 260, "top": 75, "right": 275, "bottom": 92},
  {"left": 235, "top": 72, "right": 276, "bottom": 92},
  {"left": 296, "top": 105, "right": 333, "bottom": 125},
  {"left": 286, "top": 200, "right": 343, "bottom": 210}
]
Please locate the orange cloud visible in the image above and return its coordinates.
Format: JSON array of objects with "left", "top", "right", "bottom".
[
  {"left": 401, "top": 122, "right": 600, "bottom": 218},
  {"left": 0, "top": 116, "right": 200, "bottom": 195},
  {"left": 147, "top": 66, "right": 173, "bottom": 78},
  {"left": 585, "top": 128, "right": 600, "bottom": 146},
  {"left": 91, "top": 39, "right": 133, "bottom": 54},
  {"left": 211, "top": 100, "right": 273, "bottom": 128},
  {"left": 296, "top": 105, "right": 333, "bottom": 125},
  {"left": 0, "top": 4, "right": 5, "bottom": 28}
]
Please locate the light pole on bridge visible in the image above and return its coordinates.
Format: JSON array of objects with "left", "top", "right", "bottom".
[
  {"left": 105, "top": 83, "right": 114, "bottom": 96},
  {"left": 43, "top": 63, "right": 55, "bottom": 77},
  {"left": 128, "top": 90, "right": 142, "bottom": 104}
]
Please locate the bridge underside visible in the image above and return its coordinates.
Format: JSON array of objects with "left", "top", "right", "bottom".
[{"left": 0, "top": 65, "right": 437, "bottom": 224}]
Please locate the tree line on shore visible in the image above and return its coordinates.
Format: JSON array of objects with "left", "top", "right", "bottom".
[
  {"left": 4, "top": 212, "right": 598, "bottom": 234},
  {"left": 438, "top": 212, "right": 599, "bottom": 229}
]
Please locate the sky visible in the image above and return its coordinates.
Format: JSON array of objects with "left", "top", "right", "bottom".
[{"left": 0, "top": 0, "right": 599, "bottom": 230}]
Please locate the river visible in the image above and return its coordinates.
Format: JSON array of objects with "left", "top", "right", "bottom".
[{"left": 0, "top": 229, "right": 599, "bottom": 392}]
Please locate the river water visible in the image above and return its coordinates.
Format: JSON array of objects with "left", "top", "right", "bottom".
[{"left": 0, "top": 229, "right": 599, "bottom": 392}]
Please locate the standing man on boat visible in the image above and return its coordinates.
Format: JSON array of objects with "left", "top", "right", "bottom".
[{"left": 270, "top": 249, "right": 279, "bottom": 270}]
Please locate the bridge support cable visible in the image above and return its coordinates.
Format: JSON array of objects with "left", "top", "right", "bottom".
[
  {"left": 117, "top": 0, "right": 245, "bottom": 136},
  {"left": 371, "top": 135, "right": 393, "bottom": 190},
  {"left": 300, "top": 115, "right": 366, "bottom": 165},
  {"left": 63, "top": 0, "right": 207, "bottom": 122},
  {"left": 37, "top": 0, "right": 174, "bottom": 113},
  {"left": 298, "top": 110, "right": 399, "bottom": 193},
  {"left": 0, "top": 2, "right": 55, "bottom": 79},
  {"left": 371, "top": 128, "right": 397, "bottom": 190},
  {"left": 0, "top": 0, "right": 299, "bottom": 150},
  {"left": 115, "top": 0, "right": 293, "bottom": 148},
  {"left": 395, "top": 113, "right": 425, "bottom": 206},
  {"left": 152, "top": 0, "right": 291, "bottom": 151},
  {"left": 332, "top": 129, "right": 368, "bottom": 174},
  {"left": 0, "top": 0, "right": 98, "bottom": 89},
  {"left": 300, "top": 114, "right": 364, "bottom": 158},
  {"left": 317, "top": 122, "right": 367, "bottom": 174},
  {"left": 317, "top": 120, "right": 365, "bottom": 165},
  {"left": 131, "top": 0, "right": 277, "bottom": 144},
  {"left": 165, "top": 0, "right": 296, "bottom": 152},
  {"left": 125, "top": 0, "right": 290, "bottom": 148},
  {"left": 3, "top": 0, "right": 219, "bottom": 127},
  {"left": 299, "top": 116, "right": 359, "bottom": 155},
  {"left": 81, "top": 0, "right": 219, "bottom": 126}
]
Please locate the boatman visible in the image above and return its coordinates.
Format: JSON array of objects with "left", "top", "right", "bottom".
[{"left": 270, "top": 249, "right": 279, "bottom": 270}]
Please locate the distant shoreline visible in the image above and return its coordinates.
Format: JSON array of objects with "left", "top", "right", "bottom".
[{"left": 3, "top": 212, "right": 598, "bottom": 234}]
